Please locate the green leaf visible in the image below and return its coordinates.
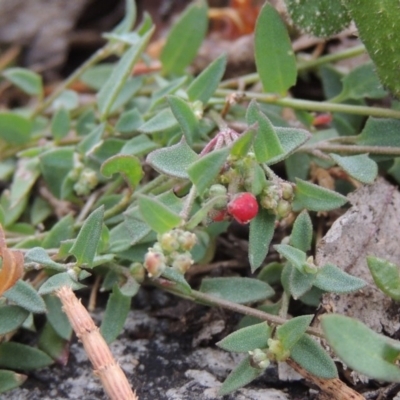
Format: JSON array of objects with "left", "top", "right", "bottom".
[
  {"left": 255, "top": 3, "right": 297, "bottom": 94},
  {"left": 138, "top": 109, "right": 178, "bottom": 134},
  {"left": 249, "top": 209, "right": 275, "bottom": 272},
  {"left": 0, "top": 113, "right": 32, "bottom": 144},
  {"left": 146, "top": 139, "right": 198, "bottom": 179},
  {"left": 321, "top": 314, "right": 400, "bottom": 382},
  {"left": 69, "top": 206, "right": 104, "bottom": 267},
  {"left": 161, "top": 267, "right": 192, "bottom": 294},
  {"left": 51, "top": 108, "right": 70, "bottom": 141},
  {"left": 113, "top": 0, "right": 137, "bottom": 34},
  {"left": 0, "top": 343, "right": 53, "bottom": 371},
  {"left": 167, "top": 95, "right": 199, "bottom": 146},
  {"left": 337, "top": 63, "right": 387, "bottom": 101},
  {"left": 257, "top": 262, "right": 284, "bottom": 286},
  {"left": 347, "top": 1, "right": 400, "bottom": 98},
  {"left": 367, "top": 256, "right": 400, "bottom": 301},
  {"left": 25, "top": 247, "right": 66, "bottom": 271},
  {"left": 44, "top": 295, "right": 72, "bottom": 340},
  {"left": 138, "top": 195, "right": 181, "bottom": 234},
  {"left": 40, "top": 147, "right": 74, "bottom": 198},
  {"left": 290, "top": 334, "right": 338, "bottom": 379},
  {"left": 219, "top": 355, "right": 263, "bottom": 396},
  {"left": 101, "top": 155, "right": 143, "bottom": 190},
  {"left": 116, "top": 109, "right": 144, "bottom": 134},
  {"left": 110, "top": 77, "right": 143, "bottom": 114},
  {"left": 3, "top": 67, "right": 43, "bottom": 96},
  {"left": 330, "top": 153, "right": 378, "bottom": 184},
  {"left": 289, "top": 265, "right": 316, "bottom": 299},
  {"left": 290, "top": 210, "right": 313, "bottom": 252},
  {"left": 0, "top": 369, "right": 26, "bottom": 394},
  {"left": 230, "top": 128, "right": 255, "bottom": 158},
  {"left": 121, "top": 134, "right": 157, "bottom": 157},
  {"left": 9, "top": 158, "right": 40, "bottom": 207},
  {"left": 161, "top": 0, "right": 208, "bottom": 75},
  {"left": 200, "top": 277, "right": 274, "bottom": 304},
  {"left": 246, "top": 100, "right": 284, "bottom": 163},
  {"left": 0, "top": 305, "right": 29, "bottom": 335},
  {"left": 217, "top": 322, "right": 271, "bottom": 352},
  {"left": 187, "top": 147, "right": 229, "bottom": 195},
  {"left": 285, "top": 0, "right": 351, "bottom": 38},
  {"left": 81, "top": 64, "right": 113, "bottom": 90},
  {"left": 150, "top": 76, "right": 187, "bottom": 111},
  {"left": 277, "top": 315, "right": 313, "bottom": 351},
  {"left": 38, "top": 272, "right": 85, "bottom": 295},
  {"left": 100, "top": 285, "right": 131, "bottom": 344},
  {"left": 275, "top": 244, "right": 307, "bottom": 271},
  {"left": 294, "top": 178, "right": 348, "bottom": 212},
  {"left": 38, "top": 322, "right": 69, "bottom": 363},
  {"left": 97, "top": 29, "right": 154, "bottom": 118},
  {"left": 76, "top": 123, "right": 105, "bottom": 155},
  {"left": 187, "top": 54, "right": 227, "bottom": 104},
  {"left": 314, "top": 263, "right": 366, "bottom": 293},
  {"left": 3, "top": 280, "right": 46, "bottom": 313},
  {"left": 42, "top": 214, "right": 75, "bottom": 249},
  {"left": 52, "top": 90, "right": 79, "bottom": 110}
]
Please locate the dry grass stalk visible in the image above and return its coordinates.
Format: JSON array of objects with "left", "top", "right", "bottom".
[
  {"left": 286, "top": 359, "right": 364, "bottom": 400},
  {"left": 56, "top": 286, "right": 138, "bottom": 400}
]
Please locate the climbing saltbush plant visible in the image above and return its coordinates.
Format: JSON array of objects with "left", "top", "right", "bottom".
[{"left": 1, "top": 0, "right": 400, "bottom": 396}]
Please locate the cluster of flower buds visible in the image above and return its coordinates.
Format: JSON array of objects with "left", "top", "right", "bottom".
[
  {"left": 68, "top": 153, "right": 98, "bottom": 196},
  {"left": 267, "top": 338, "right": 290, "bottom": 362},
  {"left": 248, "top": 348, "right": 270, "bottom": 370},
  {"left": 260, "top": 181, "right": 294, "bottom": 219},
  {"left": 143, "top": 229, "right": 197, "bottom": 278}
]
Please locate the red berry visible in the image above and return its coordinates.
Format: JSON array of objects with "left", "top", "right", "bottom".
[
  {"left": 227, "top": 192, "right": 259, "bottom": 224},
  {"left": 210, "top": 209, "right": 228, "bottom": 222},
  {"left": 312, "top": 113, "right": 332, "bottom": 126}
]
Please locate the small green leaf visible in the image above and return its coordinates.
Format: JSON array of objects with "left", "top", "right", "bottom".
[
  {"left": 25, "top": 247, "right": 66, "bottom": 271},
  {"left": 76, "top": 123, "right": 105, "bottom": 155},
  {"left": 113, "top": 0, "right": 137, "bottom": 34},
  {"left": 337, "top": 63, "right": 387, "bottom": 101},
  {"left": 0, "top": 113, "right": 32, "bottom": 144},
  {"left": 219, "top": 355, "right": 263, "bottom": 396},
  {"left": 161, "top": 267, "right": 192, "bottom": 294},
  {"left": 285, "top": 0, "right": 351, "bottom": 38},
  {"left": 217, "top": 322, "right": 271, "bottom": 352},
  {"left": 255, "top": 3, "right": 297, "bottom": 94},
  {"left": 347, "top": 1, "right": 400, "bottom": 98},
  {"left": 257, "top": 262, "right": 284, "bottom": 286},
  {"left": 138, "top": 109, "right": 178, "bottom": 134},
  {"left": 101, "top": 155, "right": 143, "bottom": 190},
  {"left": 0, "top": 306, "right": 29, "bottom": 335},
  {"left": 230, "top": 128, "right": 255, "bottom": 158},
  {"left": 40, "top": 147, "right": 74, "bottom": 198},
  {"left": 290, "top": 210, "right": 313, "bottom": 252},
  {"left": 51, "top": 108, "right": 70, "bottom": 141},
  {"left": 3, "top": 67, "right": 43, "bottom": 96},
  {"left": 97, "top": 29, "right": 154, "bottom": 118},
  {"left": 38, "top": 322, "right": 69, "bottom": 363},
  {"left": 100, "top": 285, "right": 131, "bottom": 344},
  {"left": 161, "top": 0, "right": 208, "bottom": 75},
  {"left": 246, "top": 100, "right": 284, "bottom": 163},
  {"left": 9, "top": 158, "right": 40, "bottom": 207},
  {"left": 138, "top": 195, "right": 181, "bottom": 234},
  {"left": 275, "top": 244, "right": 307, "bottom": 271},
  {"left": 167, "top": 95, "right": 199, "bottom": 146},
  {"left": 321, "top": 314, "right": 400, "bottom": 382},
  {"left": 367, "top": 256, "right": 400, "bottom": 301},
  {"left": 330, "top": 153, "right": 377, "bottom": 184},
  {"left": 277, "top": 315, "right": 313, "bottom": 351},
  {"left": 42, "top": 214, "right": 74, "bottom": 249},
  {"left": 200, "top": 277, "right": 274, "bottom": 304},
  {"left": 0, "top": 369, "right": 26, "bottom": 394},
  {"left": 52, "top": 90, "right": 79, "bottom": 110},
  {"left": 3, "top": 280, "right": 46, "bottom": 314},
  {"left": 0, "top": 343, "right": 53, "bottom": 371},
  {"left": 116, "top": 109, "right": 144, "bottom": 134},
  {"left": 146, "top": 139, "right": 198, "bottom": 179},
  {"left": 38, "top": 272, "right": 84, "bottom": 295},
  {"left": 294, "top": 178, "right": 348, "bottom": 212},
  {"left": 69, "top": 206, "right": 104, "bottom": 267},
  {"left": 249, "top": 209, "right": 275, "bottom": 272},
  {"left": 290, "top": 334, "right": 338, "bottom": 379},
  {"left": 150, "top": 76, "right": 187, "bottom": 111},
  {"left": 289, "top": 266, "right": 316, "bottom": 299},
  {"left": 121, "top": 134, "right": 157, "bottom": 157},
  {"left": 44, "top": 295, "right": 72, "bottom": 340},
  {"left": 187, "top": 147, "right": 229, "bottom": 195},
  {"left": 187, "top": 54, "right": 227, "bottom": 104},
  {"left": 110, "top": 77, "right": 143, "bottom": 114},
  {"left": 314, "top": 263, "right": 366, "bottom": 293}
]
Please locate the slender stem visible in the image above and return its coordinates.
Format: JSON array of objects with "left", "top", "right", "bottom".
[
  {"left": 215, "top": 89, "right": 400, "bottom": 119},
  {"left": 32, "top": 44, "right": 115, "bottom": 117},
  {"left": 300, "top": 143, "right": 400, "bottom": 156},
  {"left": 180, "top": 185, "right": 197, "bottom": 221}
]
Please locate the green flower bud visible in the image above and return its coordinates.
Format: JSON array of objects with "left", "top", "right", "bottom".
[
  {"left": 129, "top": 262, "right": 145, "bottom": 283},
  {"left": 281, "top": 182, "right": 294, "bottom": 200},
  {"left": 267, "top": 339, "right": 290, "bottom": 362},
  {"left": 276, "top": 199, "right": 292, "bottom": 219},
  {"left": 171, "top": 251, "right": 193, "bottom": 274},
  {"left": 249, "top": 348, "right": 270, "bottom": 370}
]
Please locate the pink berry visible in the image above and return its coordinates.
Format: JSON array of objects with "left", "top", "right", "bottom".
[{"left": 227, "top": 192, "right": 259, "bottom": 224}]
